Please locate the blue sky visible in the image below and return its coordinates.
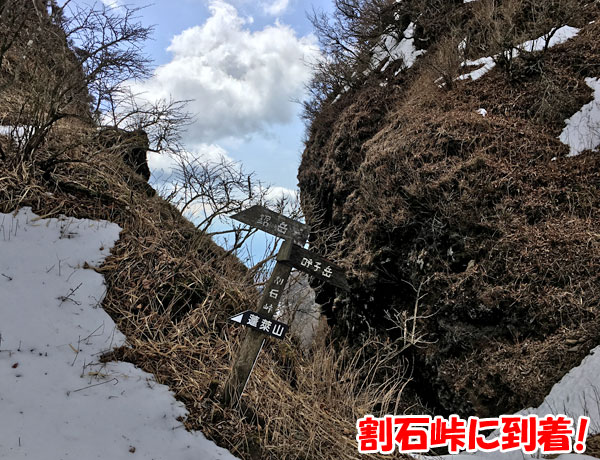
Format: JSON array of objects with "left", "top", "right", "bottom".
[
  {"left": 88, "top": 0, "right": 334, "bottom": 264},
  {"left": 101, "top": 0, "right": 332, "bottom": 194}
]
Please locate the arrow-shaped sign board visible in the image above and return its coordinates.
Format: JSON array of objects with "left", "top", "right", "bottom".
[
  {"left": 231, "top": 205, "right": 309, "bottom": 245},
  {"left": 277, "top": 243, "right": 350, "bottom": 291},
  {"left": 229, "top": 310, "right": 290, "bottom": 340}
]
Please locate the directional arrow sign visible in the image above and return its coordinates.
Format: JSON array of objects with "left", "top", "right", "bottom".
[
  {"left": 277, "top": 243, "right": 350, "bottom": 291},
  {"left": 231, "top": 205, "right": 309, "bottom": 245},
  {"left": 229, "top": 310, "right": 290, "bottom": 340}
]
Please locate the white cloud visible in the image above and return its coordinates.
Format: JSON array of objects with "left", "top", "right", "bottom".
[
  {"left": 264, "top": 185, "right": 297, "bottom": 203},
  {"left": 100, "top": 0, "right": 121, "bottom": 8},
  {"left": 262, "top": 0, "right": 290, "bottom": 16},
  {"left": 132, "top": 0, "right": 319, "bottom": 145},
  {"left": 148, "top": 143, "right": 232, "bottom": 179}
]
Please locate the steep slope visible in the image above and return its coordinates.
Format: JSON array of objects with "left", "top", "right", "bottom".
[
  {"left": 0, "top": 207, "right": 239, "bottom": 460},
  {"left": 1, "top": 3, "right": 404, "bottom": 459},
  {"left": 299, "top": 0, "right": 600, "bottom": 417}
]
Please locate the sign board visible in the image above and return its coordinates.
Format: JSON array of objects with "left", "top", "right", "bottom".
[
  {"left": 222, "top": 208, "right": 349, "bottom": 407},
  {"left": 277, "top": 243, "right": 350, "bottom": 291},
  {"left": 231, "top": 205, "right": 309, "bottom": 245},
  {"left": 229, "top": 310, "right": 289, "bottom": 340}
]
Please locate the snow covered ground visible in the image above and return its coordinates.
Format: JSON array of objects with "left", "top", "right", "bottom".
[
  {"left": 3, "top": 206, "right": 599, "bottom": 460},
  {"left": 0, "top": 208, "right": 237, "bottom": 460},
  {"left": 371, "top": 22, "right": 425, "bottom": 74},
  {"left": 521, "top": 346, "right": 600, "bottom": 434},
  {"left": 559, "top": 77, "right": 600, "bottom": 157},
  {"left": 433, "top": 344, "right": 600, "bottom": 460}
]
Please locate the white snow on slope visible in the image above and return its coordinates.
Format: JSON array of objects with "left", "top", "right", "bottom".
[
  {"left": 0, "top": 125, "right": 29, "bottom": 138},
  {"left": 0, "top": 208, "right": 238, "bottom": 460},
  {"left": 437, "top": 345, "right": 600, "bottom": 460},
  {"left": 520, "top": 26, "right": 580, "bottom": 52},
  {"left": 520, "top": 345, "right": 600, "bottom": 433},
  {"left": 371, "top": 22, "right": 425, "bottom": 74},
  {"left": 459, "top": 56, "right": 496, "bottom": 81},
  {"left": 459, "top": 25, "right": 580, "bottom": 81},
  {"left": 559, "top": 77, "right": 600, "bottom": 156},
  {"left": 331, "top": 21, "right": 425, "bottom": 103}
]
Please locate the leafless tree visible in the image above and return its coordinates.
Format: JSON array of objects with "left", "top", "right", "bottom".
[
  {"left": 304, "top": 0, "right": 403, "bottom": 121},
  {"left": 309, "top": 0, "right": 399, "bottom": 65},
  {"left": 0, "top": 1, "right": 166, "bottom": 163},
  {"left": 168, "top": 153, "right": 304, "bottom": 280},
  {"left": 101, "top": 87, "right": 192, "bottom": 155},
  {"left": 468, "top": 0, "right": 582, "bottom": 73},
  {"left": 64, "top": 1, "right": 153, "bottom": 121}
]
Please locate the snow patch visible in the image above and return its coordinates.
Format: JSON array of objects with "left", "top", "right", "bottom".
[
  {"left": 437, "top": 344, "right": 600, "bottom": 460},
  {"left": 0, "top": 125, "right": 29, "bottom": 138},
  {"left": 458, "top": 25, "right": 580, "bottom": 81},
  {"left": 521, "top": 25, "right": 580, "bottom": 52},
  {"left": 459, "top": 57, "right": 496, "bottom": 81},
  {"left": 520, "top": 345, "right": 600, "bottom": 433},
  {"left": 0, "top": 208, "right": 238, "bottom": 460},
  {"left": 331, "top": 85, "right": 351, "bottom": 104},
  {"left": 371, "top": 22, "right": 426, "bottom": 74},
  {"left": 559, "top": 77, "right": 600, "bottom": 157}
]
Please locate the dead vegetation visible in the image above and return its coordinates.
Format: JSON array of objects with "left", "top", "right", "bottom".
[
  {"left": 3, "top": 0, "right": 600, "bottom": 457},
  {"left": 300, "top": 0, "right": 600, "bottom": 418},
  {"left": 0, "top": 3, "right": 419, "bottom": 458},
  {"left": 0, "top": 121, "right": 419, "bottom": 458}
]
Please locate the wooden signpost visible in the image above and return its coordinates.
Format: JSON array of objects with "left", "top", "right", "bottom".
[
  {"left": 222, "top": 205, "right": 349, "bottom": 407},
  {"left": 230, "top": 205, "right": 310, "bottom": 246}
]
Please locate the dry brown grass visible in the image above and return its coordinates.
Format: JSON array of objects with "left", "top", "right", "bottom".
[
  {"left": 587, "top": 434, "right": 600, "bottom": 457},
  {"left": 299, "top": 2, "right": 600, "bottom": 418},
  {"left": 0, "top": 126, "right": 416, "bottom": 459}
]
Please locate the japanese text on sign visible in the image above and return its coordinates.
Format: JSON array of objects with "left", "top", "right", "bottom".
[
  {"left": 262, "top": 300, "right": 283, "bottom": 314},
  {"left": 256, "top": 214, "right": 292, "bottom": 234},
  {"left": 256, "top": 214, "right": 272, "bottom": 227},
  {"left": 356, "top": 414, "right": 590, "bottom": 455},
  {"left": 300, "top": 257, "right": 333, "bottom": 278},
  {"left": 277, "top": 243, "right": 349, "bottom": 290},
  {"left": 231, "top": 205, "right": 310, "bottom": 245},
  {"left": 240, "top": 312, "right": 287, "bottom": 338}
]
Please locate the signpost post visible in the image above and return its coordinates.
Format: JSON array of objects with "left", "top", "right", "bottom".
[{"left": 222, "top": 205, "right": 349, "bottom": 407}]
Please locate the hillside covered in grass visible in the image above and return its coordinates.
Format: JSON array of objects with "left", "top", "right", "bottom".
[
  {"left": 299, "top": 0, "right": 600, "bottom": 421},
  {"left": 0, "top": 2, "right": 411, "bottom": 459},
  {"left": 3, "top": 0, "right": 600, "bottom": 459}
]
